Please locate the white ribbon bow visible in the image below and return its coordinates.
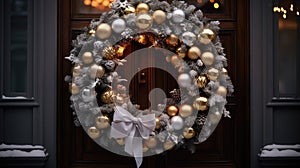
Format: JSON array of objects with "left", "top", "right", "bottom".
[{"left": 111, "top": 106, "right": 156, "bottom": 168}]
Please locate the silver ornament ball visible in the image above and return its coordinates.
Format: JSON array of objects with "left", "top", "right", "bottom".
[
  {"left": 182, "top": 32, "right": 196, "bottom": 46},
  {"left": 178, "top": 73, "right": 192, "bottom": 88},
  {"left": 171, "top": 116, "right": 184, "bottom": 130},
  {"left": 172, "top": 9, "right": 185, "bottom": 23},
  {"left": 112, "top": 19, "right": 126, "bottom": 33}
]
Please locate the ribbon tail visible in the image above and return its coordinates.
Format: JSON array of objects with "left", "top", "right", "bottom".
[{"left": 133, "top": 137, "right": 143, "bottom": 168}]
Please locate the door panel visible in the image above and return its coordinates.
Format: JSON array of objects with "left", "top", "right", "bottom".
[{"left": 58, "top": 0, "right": 249, "bottom": 167}]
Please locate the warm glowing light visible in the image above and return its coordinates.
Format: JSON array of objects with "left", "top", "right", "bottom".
[
  {"left": 273, "top": 7, "right": 280, "bottom": 12},
  {"left": 197, "top": 0, "right": 203, "bottom": 3},
  {"left": 297, "top": 11, "right": 299, "bottom": 15},
  {"left": 102, "top": 0, "right": 110, "bottom": 7},
  {"left": 213, "top": 2, "right": 219, "bottom": 9},
  {"left": 84, "top": 0, "right": 92, "bottom": 5},
  {"left": 283, "top": 13, "right": 286, "bottom": 19},
  {"left": 209, "top": 0, "right": 215, "bottom": 3},
  {"left": 290, "top": 4, "right": 294, "bottom": 11}
]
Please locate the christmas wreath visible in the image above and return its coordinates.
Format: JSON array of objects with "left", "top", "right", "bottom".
[{"left": 66, "top": 0, "right": 234, "bottom": 167}]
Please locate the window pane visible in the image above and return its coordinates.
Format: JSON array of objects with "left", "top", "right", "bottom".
[
  {"left": 276, "top": 1, "right": 300, "bottom": 97},
  {"left": 9, "top": 0, "right": 28, "bottom": 94}
]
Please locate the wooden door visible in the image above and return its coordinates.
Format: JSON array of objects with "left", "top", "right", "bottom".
[{"left": 58, "top": 0, "right": 249, "bottom": 168}]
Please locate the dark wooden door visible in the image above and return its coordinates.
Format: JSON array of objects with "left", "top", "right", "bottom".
[{"left": 58, "top": 0, "right": 249, "bottom": 168}]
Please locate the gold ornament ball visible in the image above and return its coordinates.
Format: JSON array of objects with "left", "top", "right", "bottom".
[
  {"left": 102, "top": 46, "right": 116, "bottom": 60},
  {"left": 136, "top": 3, "right": 149, "bottom": 13},
  {"left": 87, "top": 126, "right": 101, "bottom": 139},
  {"left": 188, "top": 46, "right": 201, "bottom": 60},
  {"left": 164, "top": 141, "right": 175, "bottom": 150},
  {"left": 145, "top": 137, "right": 157, "bottom": 148},
  {"left": 124, "top": 5, "right": 136, "bottom": 15},
  {"left": 155, "top": 118, "right": 161, "bottom": 129},
  {"left": 183, "top": 127, "right": 195, "bottom": 139},
  {"left": 136, "top": 14, "right": 153, "bottom": 30},
  {"left": 96, "top": 23, "right": 112, "bottom": 40},
  {"left": 143, "top": 145, "right": 149, "bottom": 153},
  {"left": 201, "top": 52, "right": 215, "bottom": 66},
  {"left": 177, "top": 47, "right": 186, "bottom": 58},
  {"left": 89, "top": 64, "right": 105, "bottom": 79},
  {"left": 195, "top": 75, "right": 208, "bottom": 88},
  {"left": 216, "top": 86, "right": 227, "bottom": 97},
  {"left": 82, "top": 52, "right": 94, "bottom": 65},
  {"left": 152, "top": 10, "right": 166, "bottom": 24},
  {"left": 171, "top": 55, "right": 180, "bottom": 66},
  {"left": 95, "top": 115, "right": 110, "bottom": 129},
  {"left": 179, "top": 104, "right": 193, "bottom": 118},
  {"left": 114, "top": 95, "right": 125, "bottom": 105},
  {"left": 73, "top": 64, "right": 82, "bottom": 77},
  {"left": 116, "top": 138, "right": 126, "bottom": 145},
  {"left": 167, "top": 105, "right": 179, "bottom": 116},
  {"left": 100, "top": 89, "right": 114, "bottom": 104},
  {"left": 221, "top": 68, "right": 228, "bottom": 76},
  {"left": 166, "top": 34, "right": 179, "bottom": 47},
  {"left": 70, "top": 83, "right": 80, "bottom": 95},
  {"left": 207, "top": 68, "right": 219, "bottom": 81},
  {"left": 198, "top": 28, "right": 216, "bottom": 44},
  {"left": 193, "top": 97, "right": 209, "bottom": 111}
]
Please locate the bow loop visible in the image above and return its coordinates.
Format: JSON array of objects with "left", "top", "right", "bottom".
[{"left": 111, "top": 106, "right": 156, "bottom": 168}]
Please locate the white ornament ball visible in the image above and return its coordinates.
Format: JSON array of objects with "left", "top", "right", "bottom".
[
  {"left": 81, "top": 88, "right": 94, "bottom": 102},
  {"left": 182, "top": 32, "right": 196, "bottom": 46},
  {"left": 112, "top": 19, "right": 126, "bottom": 33},
  {"left": 172, "top": 9, "right": 185, "bottom": 23},
  {"left": 208, "top": 111, "right": 222, "bottom": 125},
  {"left": 178, "top": 73, "right": 191, "bottom": 88},
  {"left": 171, "top": 116, "right": 184, "bottom": 130}
]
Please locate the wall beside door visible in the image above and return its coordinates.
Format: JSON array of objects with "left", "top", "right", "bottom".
[{"left": 0, "top": 0, "right": 57, "bottom": 168}]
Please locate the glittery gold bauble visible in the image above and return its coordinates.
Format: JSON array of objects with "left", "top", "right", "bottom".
[
  {"left": 95, "top": 115, "right": 110, "bottom": 129},
  {"left": 124, "top": 5, "right": 136, "bottom": 15},
  {"left": 163, "top": 141, "right": 175, "bottom": 150},
  {"left": 102, "top": 46, "right": 116, "bottom": 60},
  {"left": 137, "top": 35, "right": 147, "bottom": 45},
  {"left": 193, "top": 97, "right": 209, "bottom": 111},
  {"left": 183, "top": 127, "right": 195, "bottom": 139},
  {"left": 216, "top": 86, "right": 227, "bottom": 97},
  {"left": 152, "top": 10, "right": 166, "bottom": 24},
  {"left": 188, "top": 46, "right": 201, "bottom": 60},
  {"left": 166, "top": 34, "right": 179, "bottom": 47},
  {"left": 70, "top": 83, "right": 80, "bottom": 95},
  {"left": 201, "top": 52, "right": 215, "bottom": 66},
  {"left": 82, "top": 52, "right": 94, "bottom": 65},
  {"left": 96, "top": 23, "right": 112, "bottom": 40},
  {"left": 89, "top": 64, "right": 105, "bottom": 79},
  {"left": 136, "top": 14, "right": 153, "bottom": 30},
  {"left": 179, "top": 104, "right": 193, "bottom": 118},
  {"left": 207, "top": 68, "right": 219, "bottom": 81},
  {"left": 221, "top": 68, "right": 228, "bottom": 75},
  {"left": 177, "top": 47, "right": 186, "bottom": 58},
  {"left": 194, "top": 75, "right": 208, "bottom": 88},
  {"left": 87, "top": 127, "right": 101, "bottom": 139},
  {"left": 73, "top": 64, "right": 82, "bottom": 77},
  {"left": 145, "top": 137, "right": 157, "bottom": 148},
  {"left": 167, "top": 105, "right": 179, "bottom": 116},
  {"left": 100, "top": 89, "right": 114, "bottom": 104},
  {"left": 136, "top": 3, "right": 149, "bottom": 13},
  {"left": 155, "top": 118, "right": 161, "bottom": 129},
  {"left": 116, "top": 138, "right": 125, "bottom": 145},
  {"left": 143, "top": 145, "right": 149, "bottom": 152},
  {"left": 198, "top": 28, "right": 216, "bottom": 44}
]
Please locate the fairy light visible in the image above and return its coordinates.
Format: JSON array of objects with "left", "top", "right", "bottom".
[
  {"left": 83, "top": 0, "right": 113, "bottom": 10},
  {"left": 273, "top": 4, "right": 299, "bottom": 19},
  {"left": 213, "top": 2, "right": 220, "bottom": 9}
]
